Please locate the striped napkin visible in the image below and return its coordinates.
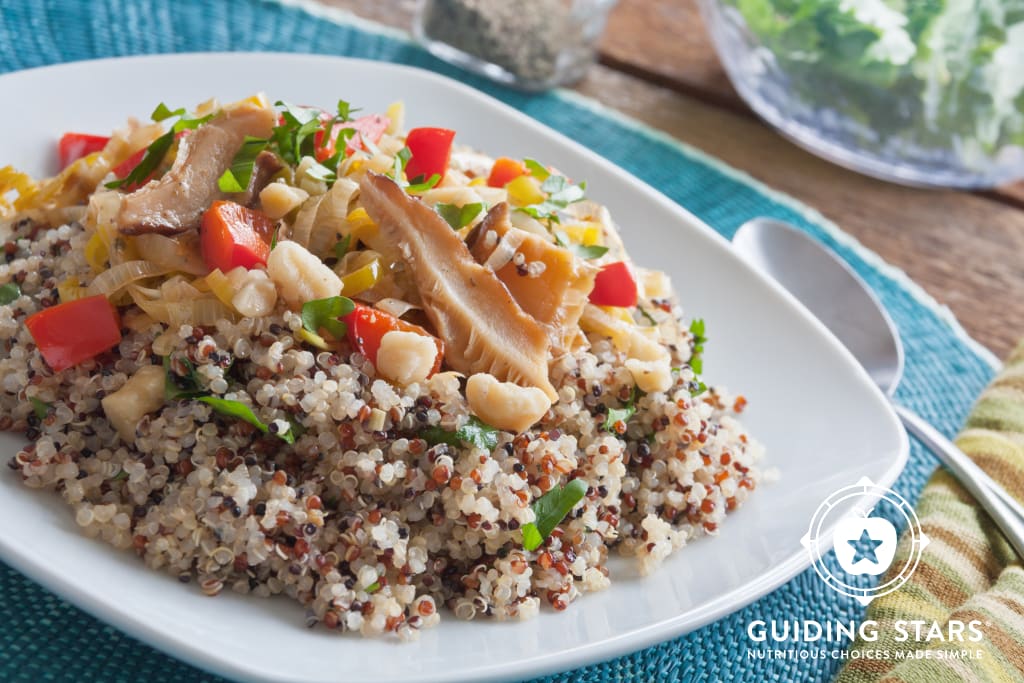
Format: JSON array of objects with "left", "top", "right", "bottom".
[{"left": 837, "top": 342, "right": 1024, "bottom": 682}]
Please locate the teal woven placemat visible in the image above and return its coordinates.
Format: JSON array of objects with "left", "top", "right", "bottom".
[{"left": 0, "top": 1, "right": 999, "bottom": 681}]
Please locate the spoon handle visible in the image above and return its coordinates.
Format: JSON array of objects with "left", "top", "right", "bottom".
[{"left": 894, "top": 403, "right": 1024, "bottom": 560}]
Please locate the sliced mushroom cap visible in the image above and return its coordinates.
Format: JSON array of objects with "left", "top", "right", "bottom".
[
  {"left": 469, "top": 202, "right": 598, "bottom": 352},
  {"left": 359, "top": 173, "right": 557, "bottom": 402},
  {"left": 117, "top": 103, "right": 276, "bottom": 235}
]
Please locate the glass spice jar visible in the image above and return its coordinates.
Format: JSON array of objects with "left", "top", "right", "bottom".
[{"left": 413, "top": 0, "right": 618, "bottom": 91}]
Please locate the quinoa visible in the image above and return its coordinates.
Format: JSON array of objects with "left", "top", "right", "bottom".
[{"left": 0, "top": 128, "right": 764, "bottom": 642}]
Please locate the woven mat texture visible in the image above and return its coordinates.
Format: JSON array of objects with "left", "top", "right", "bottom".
[{"left": 0, "top": 0, "right": 997, "bottom": 681}]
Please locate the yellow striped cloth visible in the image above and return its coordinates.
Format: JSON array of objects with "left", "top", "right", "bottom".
[{"left": 837, "top": 342, "right": 1024, "bottom": 682}]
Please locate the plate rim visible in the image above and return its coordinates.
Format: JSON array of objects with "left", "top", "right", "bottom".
[{"left": 0, "top": 51, "right": 909, "bottom": 683}]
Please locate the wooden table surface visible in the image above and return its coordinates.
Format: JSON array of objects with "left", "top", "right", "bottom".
[{"left": 324, "top": 0, "right": 1024, "bottom": 359}]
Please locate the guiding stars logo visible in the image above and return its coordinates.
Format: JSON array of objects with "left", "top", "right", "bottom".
[{"left": 801, "top": 477, "right": 929, "bottom": 605}]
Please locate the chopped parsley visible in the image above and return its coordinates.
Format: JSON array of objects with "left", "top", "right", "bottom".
[
  {"left": 422, "top": 416, "right": 500, "bottom": 451},
  {"left": 523, "top": 157, "right": 550, "bottom": 181},
  {"left": 602, "top": 386, "right": 641, "bottom": 433},
  {"left": 300, "top": 295, "right": 355, "bottom": 340},
  {"left": 0, "top": 282, "right": 21, "bottom": 305},
  {"left": 218, "top": 136, "right": 270, "bottom": 193},
  {"left": 29, "top": 397, "right": 51, "bottom": 420},
  {"left": 553, "top": 231, "right": 608, "bottom": 260},
  {"left": 106, "top": 103, "right": 214, "bottom": 190},
  {"left": 406, "top": 173, "right": 441, "bottom": 193},
  {"left": 517, "top": 173, "right": 587, "bottom": 225},
  {"left": 689, "top": 318, "right": 707, "bottom": 375},
  {"left": 198, "top": 396, "right": 295, "bottom": 445},
  {"left": 333, "top": 234, "right": 352, "bottom": 261},
  {"left": 521, "top": 479, "right": 587, "bottom": 551},
  {"left": 436, "top": 202, "right": 484, "bottom": 229}
]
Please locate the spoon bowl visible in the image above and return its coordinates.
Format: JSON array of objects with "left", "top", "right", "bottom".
[
  {"left": 733, "top": 217, "right": 1024, "bottom": 560},
  {"left": 732, "top": 218, "right": 903, "bottom": 392}
]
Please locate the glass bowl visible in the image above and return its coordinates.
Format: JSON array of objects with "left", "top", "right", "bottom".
[
  {"left": 413, "top": 0, "right": 617, "bottom": 91},
  {"left": 697, "top": 0, "right": 1024, "bottom": 189}
]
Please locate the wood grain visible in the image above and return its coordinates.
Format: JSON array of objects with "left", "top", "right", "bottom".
[{"left": 317, "top": 0, "right": 1024, "bottom": 357}]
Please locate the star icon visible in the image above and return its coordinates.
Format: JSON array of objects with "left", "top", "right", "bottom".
[{"left": 848, "top": 529, "right": 884, "bottom": 564}]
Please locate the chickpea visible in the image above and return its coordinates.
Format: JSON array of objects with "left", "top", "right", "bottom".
[
  {"left": 625, "top": 358, "right": 672, "bottom": 393},
  {"left": 232, "top": 269, "right": 277, "bottom": 318},
  {"left": 259, "top": 182, "right": 309, "bottom": 220},
  {"left": 101, "top": 365, "right": 166, "bottom": 442},
  {"left": 266, "top": 240, "right": 343, "bottom": 309},
  {"left": 465, "top": 373, "right": 552, "bottom": 434},
  {"left": 376, "top": 331, "right": 438, "bottom": 386}
]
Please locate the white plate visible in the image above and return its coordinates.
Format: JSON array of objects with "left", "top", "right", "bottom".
[{"left": 0, "top": 54, "right": 907, "bottom": 683}]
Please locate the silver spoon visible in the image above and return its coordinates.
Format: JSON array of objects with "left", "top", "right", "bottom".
[{"left": 733, "top": 217, "right": 1024, "bottom": 559}]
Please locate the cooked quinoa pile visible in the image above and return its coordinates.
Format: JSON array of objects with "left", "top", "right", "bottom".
[{"left": 0, "top": 95, "right": 764, "bottom": 640}]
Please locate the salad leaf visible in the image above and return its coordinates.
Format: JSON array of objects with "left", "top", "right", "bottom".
[
  {"left": 602, "top": 385, "right": 641, "bottom": 433},
  {"left": 301, "top": 296, "right": 355, "bottom": 340},
  {"left": 0, "top": 282, "right": 21, "bottom": 305},
  {"left": 436, "top": 202, "right": 484, "bottom": 230},
  {"left": 521, "top": 479, "right": 587, "bottom": 551},
  {"left": 106, "top": 104, "right": 213, "bottom": 190},
  {"left": 163, "top": 355, "right": 206, "bottom": 400},
  {"left": 198, "top": 396, "right": 295, "bottom": 444}
]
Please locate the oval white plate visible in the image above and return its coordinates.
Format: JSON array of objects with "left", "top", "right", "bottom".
[{"left": 0, "top": 53, "right": 907, "bottom": 683}]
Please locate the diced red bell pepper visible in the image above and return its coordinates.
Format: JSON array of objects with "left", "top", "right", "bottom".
[
  {"left": 486, "top": 157, "right": 527, "bottom": 188},
  {"left": 343, "top": 303, "right": 443, "bottom": 375},
  {"left": 200, "top": 201, "right": 274, "bottom": 273},
  {"left": 404, "top": 127, "right": 455, "bottom": 183},
  {"left": 314, "top": 114, "right": 390, "bottom": 163},
  {"left": 26, "top": 295, "right": 122, "bottom": 372},
  {"left": 588, "top": 261, "right": 638, "bottom": 308},
  {"left": 58, "top": 133, "right": 110, "bottom": 169}
]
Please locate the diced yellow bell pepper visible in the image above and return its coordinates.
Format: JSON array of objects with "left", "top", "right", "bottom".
[
  {"left": 562, "top": 222, "right": 603, "bottom": 246},
  {"left": 505, "top": 175, "right": 545, "bottom": 207},
  {"left": 385, "top": 101, "right": 405, "bottom": 135},
  {"left": 345, "top": 207, "right": 379, "bottom": 243},
  {"left": 84, "top": 232, "right": 109, "bottom": 273},
  {"left": 468, "top": 177, "right": 487, "bottom": 187},
  {"left": 205, "top": 268, "right": 236, "bottom": 309},
  {"left": 340, "top": 258, "right": 382, "bottom": 296}
]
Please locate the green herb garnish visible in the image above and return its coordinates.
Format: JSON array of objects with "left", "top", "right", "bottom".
[
  {"left": 29, "top": 397, "right": 51, "bottom": 420},
  {"left": 336, "top": 99, "right": 359, "bottom": 123},
  {"left": 272, "top": 101, "right": 323, "bottom": 166},
  {"left": 300, "top": 296, "right": 355, "bottom": 340},
  {"left": 333, "top": 234, "right": 352, "bottom": 261},
  {"left": 689, "top": 318, "right": 707, "bottom": 375},
  {"left": 521, "top": 479, "right": 587, "bottom": 551},
  {"left": 0, "top": 282, "right": 21, "bottom": 305},
  {"left": 553, "top": 231, "right": 609, "bottom": 260},
  {"left": 198, "top": 396, "right": 295, "bottom": 445},
  {"left": 602, "top": 386, "right": 641, "bottom": 433},
  {"left": 365, "top": 581, "right": 381, "bottom": 594},
  {"left": 389, "top": 147, "right": 413, "bottom": 182},
  {"left": 422, "top": 416, "right": 500, "bottom": 451},
  {"left": 436, "top": 202, "right": 483, "bottom": 230},
  {"left": 106, "top": 104, "right": 213, "bottom": 190},
  {"left": 517, "top": 174, "right": 587, "bottom": 225},
  {"left": 637, "top": 307, "right": 658, "bottom": 326},
  {"left": 523, "top": 158, "right": 550, "bottom": 181},
  {"left": 218, "top": 136, "right": 271, "bottom": 192},
  {"left": 406, "top": 173, "right": 441, "bottom": 193},
  {"left": 163, "top": 356, "right": 206, "bottom": 400}
]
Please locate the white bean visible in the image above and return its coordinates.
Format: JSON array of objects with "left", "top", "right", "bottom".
[
  {"left": 465, "top": 373, "right": 552, "bottom": 434},
  {"left": 266, "top": 240, "right": 343, "bottom": 309},
  {"left": 376, "top": 331, "right": 438, "bottom": 386}
]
